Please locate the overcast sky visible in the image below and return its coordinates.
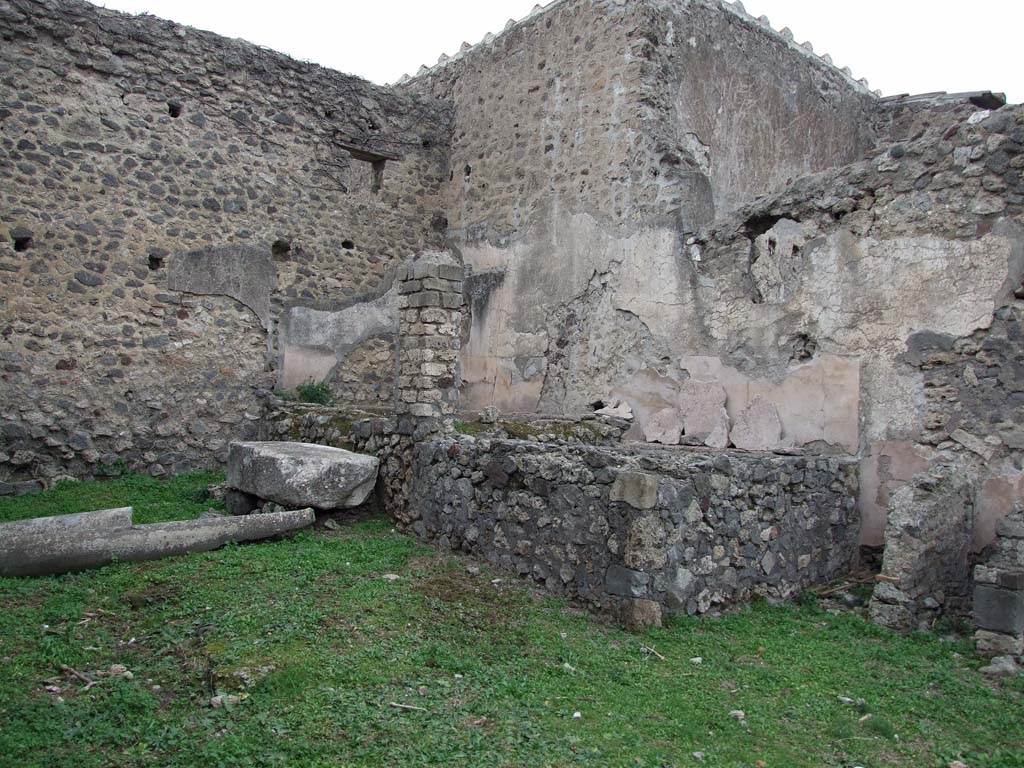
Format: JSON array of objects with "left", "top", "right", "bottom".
[{"left": 90, "top": 0, "right": 1021, "bottom": 103}]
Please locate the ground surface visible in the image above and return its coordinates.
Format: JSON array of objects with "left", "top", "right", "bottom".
[{"left": 0, "top": 475, "right": 1021, "bottom": 768}]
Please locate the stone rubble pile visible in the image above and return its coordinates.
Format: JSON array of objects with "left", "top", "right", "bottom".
[{"left": 868, "top": 466, "right": 975, "bottom": 632}]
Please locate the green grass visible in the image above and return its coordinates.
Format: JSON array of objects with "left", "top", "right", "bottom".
[
  {"left": 0, "top": 473, "right": 225, "bottom": 525},
  {"left": 1, "top": 475, "right": 1021, "bottom": 767},
  {"left": 294, "top": 381, "right": 335, "bottom": 405}
]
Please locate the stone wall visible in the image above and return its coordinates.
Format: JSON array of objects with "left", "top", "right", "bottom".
[
  {"left": 404, "top": 0, "right": 657, "bottom": 413},
  {"left": 868, "top": 466, "right": 975, "bottom": 632},
  {"left": 406, "top": 1, "right": 1022, "bottom": 561},
  {"left": 625, "top": 101, "right": 1024, "bottom": 551},
  {"left": 404, "top": 0, "right": 877, "bottom": 415},
  {"left": 646, "top": 0, "right": 877, "bottom": 220},
  {"left": 906, "top": 302, "right": 1024, "bottom": 551},
  {"left": 406, "top": 0, "right": 711, "bottom": 239},
  {"left": 0, "top": 0, "right": 450, "bottom": 481},
  {"left": 598, "top": 100, "right": 1020, "bottom": 454},
  {"left": 974, "top": 509, "right": 1024, "bottom": 656},
  {"left": 258, "top": 399, "right": 377, "bottom": 449},
  {"left": 260, "top": 399, "right": 635, "bottom": 458},
  {"left": 410, "top": 436, "right": 860, "bottom": 624}
]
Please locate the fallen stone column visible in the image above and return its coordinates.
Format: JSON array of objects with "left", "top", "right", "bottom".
[
  {"left": 0, "top": 507, "right": 134, "bottom": 543},
  {"left": 0, "top": 508, "right": 315, "bottom": 578}
]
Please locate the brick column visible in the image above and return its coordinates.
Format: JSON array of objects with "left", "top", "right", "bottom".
[
  {"left": 381, "top": 251, "right": 464, "bottom": 529},
  {"left": 396, "top": 251, "right": 464, "bottom": 429}
]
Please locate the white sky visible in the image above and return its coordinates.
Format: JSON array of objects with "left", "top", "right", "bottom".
[{"left": 90, "top": 0, "right": 1021, "bottom": 103}]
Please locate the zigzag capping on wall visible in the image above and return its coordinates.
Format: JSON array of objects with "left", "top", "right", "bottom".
[{"left": 396, "top": 0, "right": 880, "bottom": 98}]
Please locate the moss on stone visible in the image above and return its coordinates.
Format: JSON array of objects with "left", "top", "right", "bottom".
[
  {"left": 453, "top": 419, "right": 608, "bottom": 444},
  {"left": 328, "top": 417, "right": 354, "bottom": 436},
  {"left": 501, "top": 419, "right": 607, "bottom": 443},
  {"left": 496, "top": 421, "right": 545, "bottom": 440}
]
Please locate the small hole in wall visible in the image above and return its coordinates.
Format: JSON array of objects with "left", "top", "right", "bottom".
[
  {"left": 13, "top": 235, "right": 33, "bottom": 252},
  {"left": 272, "top": 239, "right": 291, "bottom": 259},
  {"left": 464, "top": 164, "right": 472, "bottom": 177},
  {"left": 422, "top": 138, "right": 433, "bottom": 148},
  {"left": 342, "top": 240, "right": 355, "bottom": 251},
  {"left": 743, "top": 213, "right": 786, "bottom": 240},
  {"left": 148, "top": 254, "right": 164, "bottom": 270},
  {"left": 167, "top": 101, "right": 183, "bottom": 118},
  {"left": 590, "top": 400, "right": 606, "bottom": 411},
  {"left": 789, "top": 333, "right": 817, "bottom": 363}
]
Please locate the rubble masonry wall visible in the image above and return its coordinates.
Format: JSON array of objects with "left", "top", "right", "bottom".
[
  {"left": 410, "top": 435, "right": 860, "bottom": 623},
  {"left": 0, "top": 0, "right": 450, "bottom": 481}
]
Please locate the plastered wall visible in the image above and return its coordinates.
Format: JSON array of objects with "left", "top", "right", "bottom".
[
  {"left": 406, "top": 0, "right": 878, "bottom": 420},
  {"left": 408, "top": 1, "right": 1023, "bottom": 551}
]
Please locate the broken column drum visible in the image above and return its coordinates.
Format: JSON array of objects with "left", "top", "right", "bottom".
[{"left": 0, "top": 507, "right": 316, "bottom": 577}]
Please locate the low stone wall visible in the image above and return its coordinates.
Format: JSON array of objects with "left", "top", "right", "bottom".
[
  {"left": 258, "top": 398, "right": 383, "bottom": 450},
  {"left": 410, "top": 436, "right": 859, "bottom": 624},
  {"left": 259, "top": 398, "right": 631, "bottom": 450},
  {"left": 454, "top": 414, "right": 629, "bottom": 446}
]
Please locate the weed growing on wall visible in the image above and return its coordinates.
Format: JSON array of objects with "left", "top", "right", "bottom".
[{"left": 294, "top": 381, "right": 335, "bottom": 405}]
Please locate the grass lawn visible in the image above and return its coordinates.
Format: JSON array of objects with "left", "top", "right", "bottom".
[{"left": 0, "top": 474, "right": 1021, "bottom": 768}]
